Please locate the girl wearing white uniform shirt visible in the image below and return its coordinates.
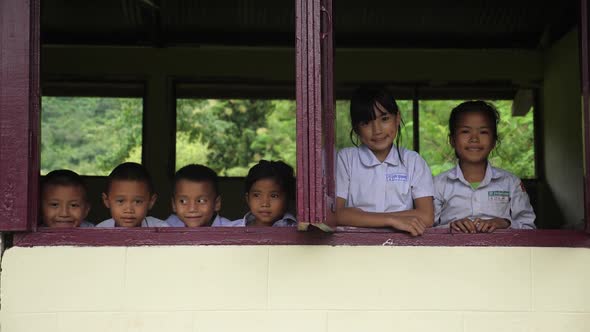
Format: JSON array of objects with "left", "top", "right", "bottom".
[
  {"left": 434, "top": 101, "right": 536, "bottom": 232},
  {"left": 336, "top": 87, "right": 434, "bottom": 236}
]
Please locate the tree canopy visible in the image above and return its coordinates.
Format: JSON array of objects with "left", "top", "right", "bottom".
[{"left": 41, "top": 97, "right": 535, "bottom": 178}]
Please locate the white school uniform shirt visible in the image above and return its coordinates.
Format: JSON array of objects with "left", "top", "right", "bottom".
[
  {"left": 336, "top": 144, "right": 434, "bottom": 212},
  {"left": 233, "top": 212, "right": 297, "bottom": 227},
  {"left": 96, "top": 216, "right": 169, "bottom": 227},
  {"left": 433, "top": 163, "right": 536, "bottom": 229},
  {"left": 80, "top": 220, "right": 94, "bottom": 227},
  {"left": 165, "top": 213, "right": 234, "bottom": 227}
]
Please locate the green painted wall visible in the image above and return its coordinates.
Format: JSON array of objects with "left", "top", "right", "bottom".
[{"left": 539, "top": 29, "right": 584, "bottom": 229}]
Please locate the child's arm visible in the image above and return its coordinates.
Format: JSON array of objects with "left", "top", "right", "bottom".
[{"left": 336, "top": 196, "right": 433, "bottom": 236}]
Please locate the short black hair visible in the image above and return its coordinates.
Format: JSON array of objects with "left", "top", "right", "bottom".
[
  {"left": 350, "top": 86, "right": 400, "bottom": 132},
  {"left": 449, "top": 100, "right": 501, "bottom": 143},
  {"left": 42, "top": 169, "right": 88, "bottom": 201},
  {"left": 173, "top": 164, "right": 219, "bottom": 196},
  {"left": 106, "top": 162, "right": 154, "bottom": 194},
  {"left": 349, "top": 86, "right": 405, "bottom": 164},
  {"left": 244, "top": 160, "right": 295, "bottom": 198}
]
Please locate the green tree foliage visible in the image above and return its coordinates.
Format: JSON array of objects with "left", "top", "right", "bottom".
[
  {"left": 176, "top": 99, "right": 296, "bottom": 176},
  {"left": 419, "top": 100, "right": 535, "bottom": 178},
  {"left": 41, "top": 97, "right": 142, "bottom": 175},
  {"left": 42, "top": 97, "right": 534, "bottom": 179}
]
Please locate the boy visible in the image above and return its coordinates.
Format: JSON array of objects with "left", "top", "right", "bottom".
[
  {"left": 96, "top": 162, "right": 168, "bottom": 227},
  {"left": 166, "top": 164, "right": 235, "bottom": 227},
  {"left": 41, "top": 169, "right": 93, "bottom": 228}
]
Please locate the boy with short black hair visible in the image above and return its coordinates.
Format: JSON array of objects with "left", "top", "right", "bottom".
[
  {"left": 41, "top": 169, "right": 93, "bottom": 228},
  {"left": 166, "top": 164, "right": 235, "bottom": 227},
  {"left": 96, "top": 162, "right": 168, "bottom": 227}
]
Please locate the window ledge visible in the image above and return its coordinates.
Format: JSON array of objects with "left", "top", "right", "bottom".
[{"left": 11, "top": 227, "right": 590, "bottom": 247}]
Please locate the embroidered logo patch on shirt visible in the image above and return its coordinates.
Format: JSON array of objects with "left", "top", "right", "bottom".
[
  {"left": 488, "top": 190, "right": 509, "bottom": 202},
  {"left": 386, "top": 173, "right": 408, "bottom": 182}
]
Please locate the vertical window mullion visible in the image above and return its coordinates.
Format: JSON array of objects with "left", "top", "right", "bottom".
[
  {"left": 580, "top": 0, "right": 590, "bottom": 233},
  {"left": 0, "top": 0, "right": 39, "bottom": 231},
  {"left": 295, "top": 0, "right": 335, "bottom": 231},
  {"left": 412, "top": 90, "right": 420, "bottom": 152}
]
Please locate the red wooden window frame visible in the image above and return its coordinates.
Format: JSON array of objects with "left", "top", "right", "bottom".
[
  {"left": 296, "top": 0, "right": 336, "bottom": 231},
  {"left": 2, "top": 0, "right": 590, "bottom": 247},
  {"left": 0, "top": 0, "right": 40, "bottom": 232}
]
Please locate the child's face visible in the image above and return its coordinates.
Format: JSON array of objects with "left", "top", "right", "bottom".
[
  {"left": 172, "top": 180, "right": 220, "bottom": 227},
  {"left": 42, "top": 185, "right": 90, "bottom": 228},
  {"left": 356, "top": 103, "right": 400, "bottom": 161},
  {"left": 245, "top": 178, "right": 287, "bottom": 226},
  {"left": 102, "top": 180, "right": 156, "bottom": 228},
  {"left": 451, "top": 112, "right": 495, "bottom": 165}
]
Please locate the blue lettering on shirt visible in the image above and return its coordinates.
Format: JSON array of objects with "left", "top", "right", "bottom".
[
  {"left": 488, "top": 191, "right": 509, "bottom": 202},
  {"left": 386, "top": 173, "right": 408, "bottom": 182}
]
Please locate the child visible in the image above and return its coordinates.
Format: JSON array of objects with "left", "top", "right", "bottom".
[
  {"left": 236, "top": 160, "right": 296, "bottom": 227},
  {"left": 434, "top": 101, "right": 536, "bottom": 232},
  {"left": 336, "top": 87, "right": 434, "bottom": 236},
  {"left": 41, "top": 169, "right": 93, "bottom": 228},
  {"left": 165, "top": 164, "right": 233, "bottom": 227},
  {"left": 96, "top": 162, "right": 168, "bottom": 228}
]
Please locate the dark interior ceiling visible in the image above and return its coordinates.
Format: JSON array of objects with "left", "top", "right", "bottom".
[{"left": 41, "top": 0, "right": 578, "bottom": 49}]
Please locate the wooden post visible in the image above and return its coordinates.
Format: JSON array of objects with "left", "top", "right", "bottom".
[
  {"left": 0, "top": 0, "right": 40, "bottom": 231},
  {"left": 295, "top": 0, "right": 336, "bottom": 231}
]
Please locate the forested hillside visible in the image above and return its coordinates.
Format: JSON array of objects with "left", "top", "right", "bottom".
[{"left": 42, "top": 97, "right": 534, "bottom": 178}]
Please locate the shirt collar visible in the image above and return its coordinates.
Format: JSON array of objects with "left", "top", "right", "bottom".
[
  {"left": 449, "top": 162, "right": 500, "bottom": 187},
  {"left": 359, "top": 144, "right": 400, "bottom": 167},
  {"left": 244, "top": 212, "right": 297, "bottom": 227}
]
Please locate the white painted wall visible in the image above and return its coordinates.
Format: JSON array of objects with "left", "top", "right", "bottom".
[{"left": 1, "top": 246, "right": 589, "bottom": 331}]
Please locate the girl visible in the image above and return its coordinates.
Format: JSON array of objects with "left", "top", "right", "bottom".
[
  {"left": 434, "top": 101, "right": 536, "bottom": 232},
  {"left": 237, "top": 160, "right": 297, "bottom": 227},
  {"left": 336, "top": 87, "right": 434, "bottom": 236}
]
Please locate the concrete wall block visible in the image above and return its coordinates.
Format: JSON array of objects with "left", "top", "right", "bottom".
[
  {"left": 1, "top": 313, "right": 58, "bottom": 332},
  {"left": 57, "top": 312, "right": 128, "bottom": 332},
  {"left": 1, "top": 247, "right": 126, "bottom": 312},
  {"left": 327, "top": 311, "right": 463, "bottom": 332},
  {"left": 464, "top": 312, "right": 531, "bottom": 332},
  {"left": 532, "top": 248, "right": 590, "bottom": 312},
  {"left": 269, "top": 246, "right": 531, "bottom": 311},
  {"left": 193, "top": 311, "right": 326, "bottom": 332},
  {"left": 531, "top": 313, "right": 590, "bottom": 332},
  {"left": 123, "top": 246, "right": 269, "bottom": 311}
]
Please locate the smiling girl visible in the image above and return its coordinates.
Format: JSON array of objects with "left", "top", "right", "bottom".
[
  {"left": 237, "top": 160, "right": 296, "bottom": 227},
  {"left": 433, "top": 101, "right": 536, "bottom": 232},
  {"left": 336, "top": 87, "right": 434, "bottom": 236}
]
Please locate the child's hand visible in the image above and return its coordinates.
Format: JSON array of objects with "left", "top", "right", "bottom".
[
  {"left": 474, "top": 218, "right": 510, "bottom": 233},
  {"left": 390, "top": 216, "right": 426, "bottom": 237},
  {"left": 450, "top": 218, "right": 477, "bottom": 233}
]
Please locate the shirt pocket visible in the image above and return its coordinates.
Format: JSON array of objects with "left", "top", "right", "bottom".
[
  {"left": 385, "top": 179, "right": 412, "bottom": 211},
  {"left": 481, "top": 195, "right": 510, "bottom": 218}
]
